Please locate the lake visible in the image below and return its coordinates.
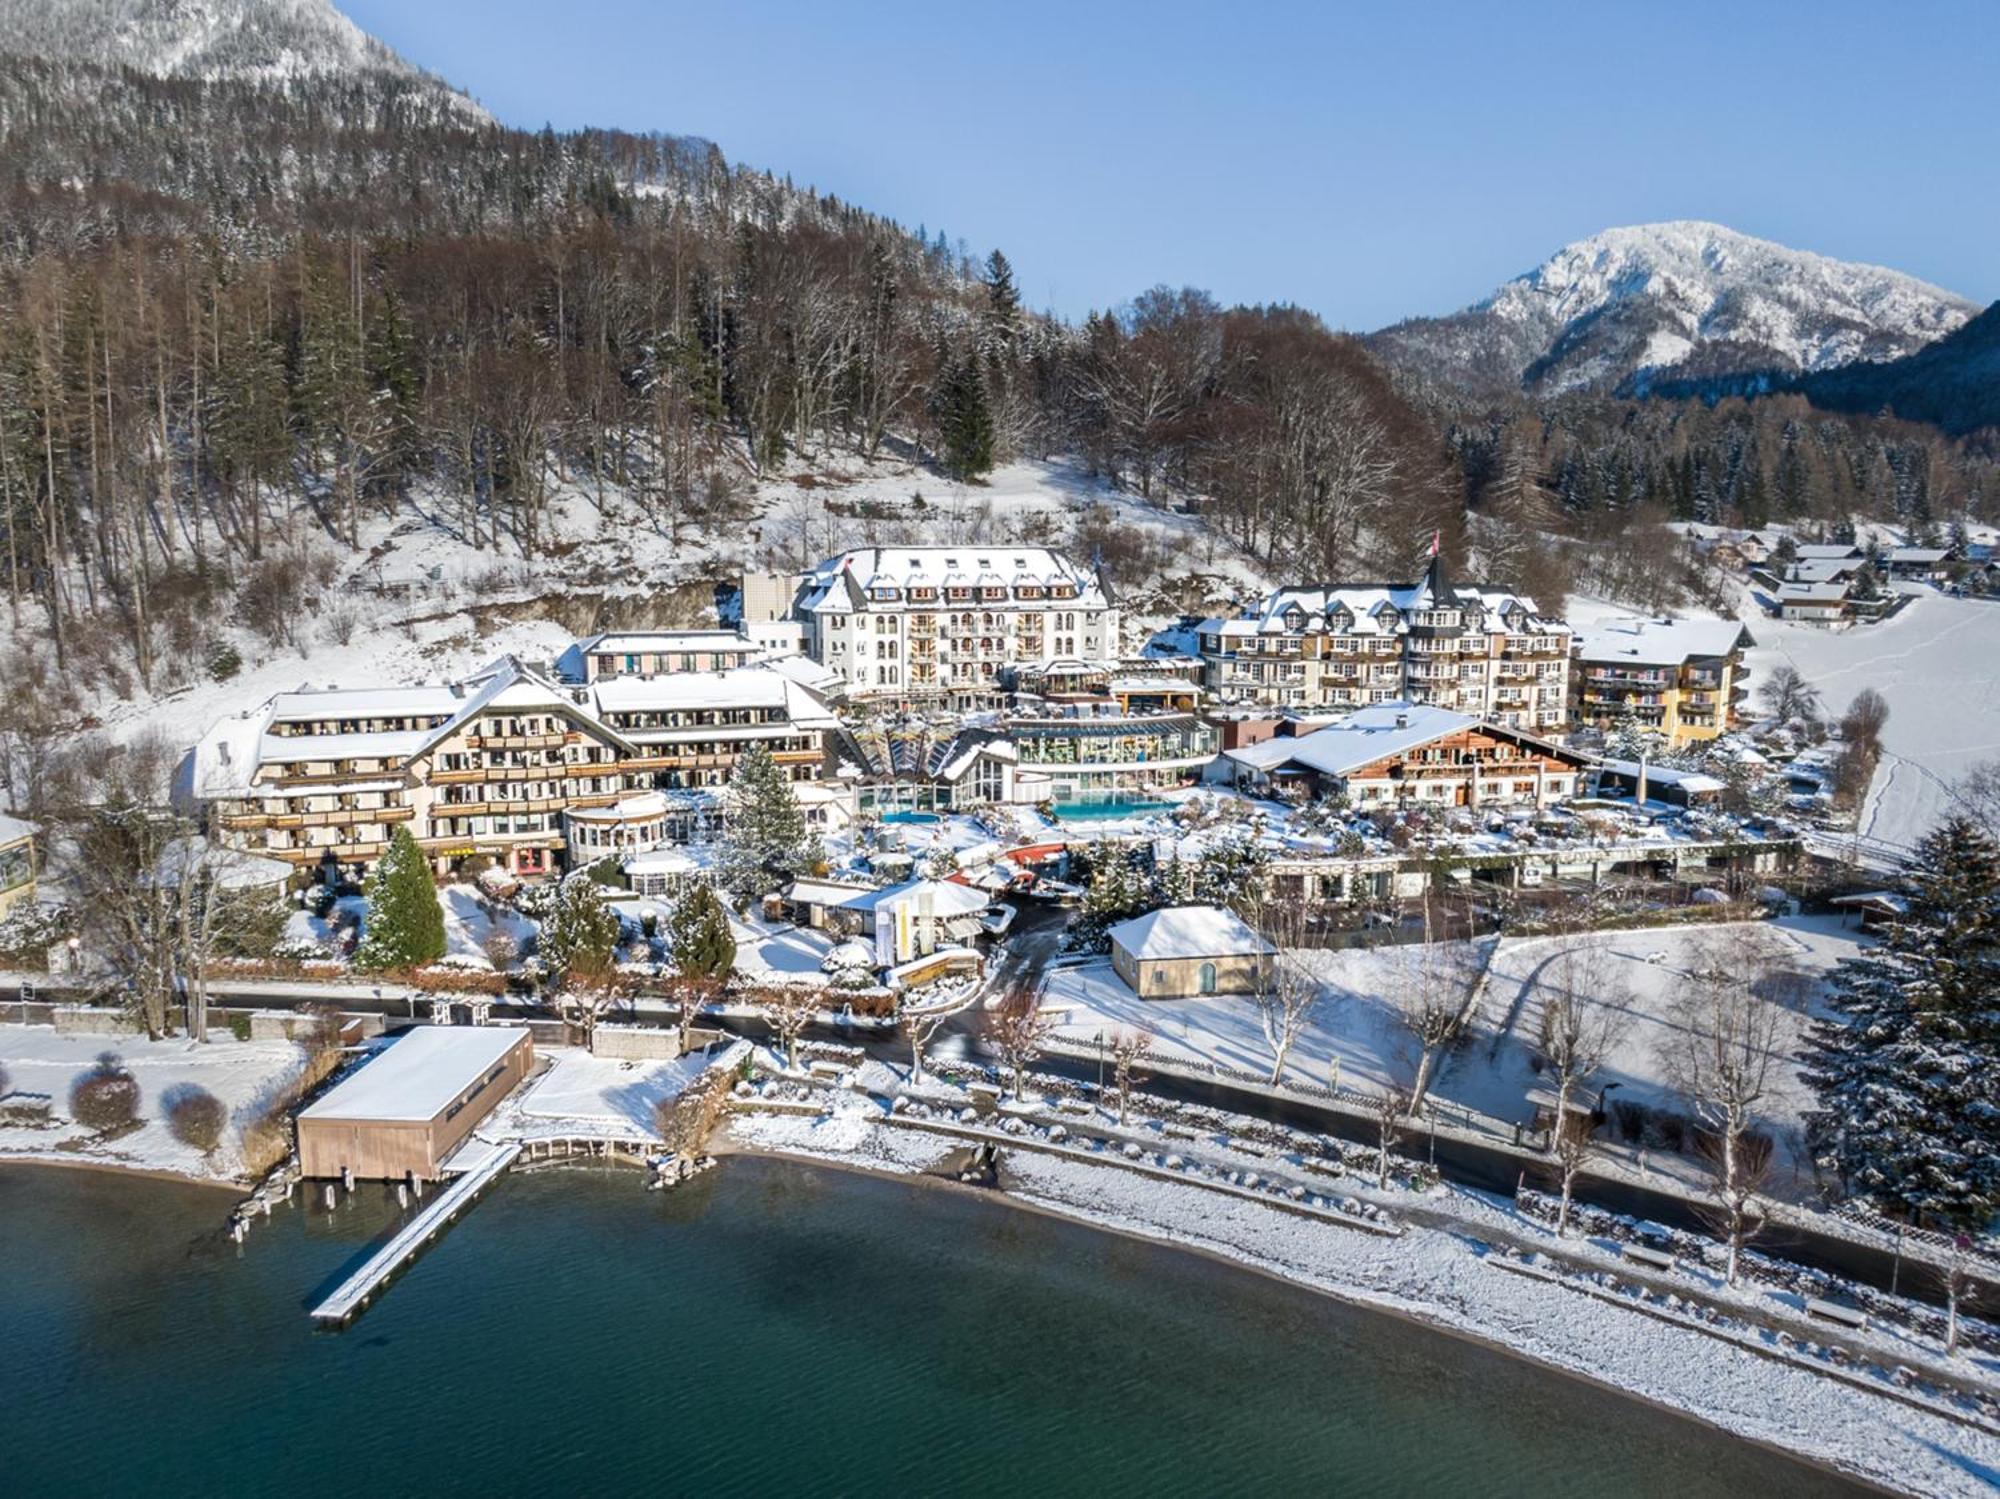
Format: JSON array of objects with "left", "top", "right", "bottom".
[{"left": 0, "top": 1158, "right": 1864, "bottom": 1497}]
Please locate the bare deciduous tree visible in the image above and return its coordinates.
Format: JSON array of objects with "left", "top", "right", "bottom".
[
  {"left": 1249, "top": 947, "right": 1316, "bottom": 1086},
  {"left": 899, "top": 988, "right": 972, "bottom": 1084},
  {"left": 1109, "top": 1028, "right": 1152, "bottom": 1124},
  {"left": 1534, "top": 935, "right": 1634, "bottom": 1150},
  {"left": 1661, "top": 937, "right": 1787, "bottom": 1285},
  {"left": 1939, "top": 1238, "right": 1983, "bottom": 1358},
  {"left": 1373, "top": 1085, "right": 1411, "bottom": 1189},
  {"left": 990, "top": 993, "right": 1057, "bottom": 1102},
  {"left": 760, "top": 987, "right": 820, "bottom": 1071},
  {"left": 1392, "top": 912, "right": 1486, "bottom": 1117}
]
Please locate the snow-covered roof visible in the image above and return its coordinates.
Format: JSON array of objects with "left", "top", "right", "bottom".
[
  {"left": 587, "top": 668, "right": 837, "bottom": 727},
  {"left": 266, "top": 684, "right": 465, "bottom": 721},
  {"left": 795, "top": 545, "right": 1110, "bottom": 614},
  {"left": 0, "top": 812, "right": 36, "bottom": 845},
  {"left": 1222, "top": 702, "right": 1479, "bottom": 779},
  {"left": 577, "top": 629, "right": 759, "bottom": 656},
  {"left": 1887, "top": 547, "right": 1950, "bottom": 564},
  {"left": 1595, "top": 760, "right": 1730, "bottom": 796},
  {"left": 1216, "top": 561, "right": 1567, "bottom": 642},
  {"left": 1778, "top": 582, "right": 1852, "bottom": 604},
  {"left": 1787, "top": 559, "right": 1860, "bottom": 584},
  {"left": 1108, "top": 905, "right": 1276, "bottom": 961},
  {"left": 1575, "top": 616, "right": 1753, "bottom": 667},
  {"left": 1794, "top": 544, "right": 1864, "bottom": 560},
  {"left": 299, "top": 1027, "right": 530, "bottom": 1124},
  {"left": 836, "top": 878, "right": 989, "bottom": 918}
]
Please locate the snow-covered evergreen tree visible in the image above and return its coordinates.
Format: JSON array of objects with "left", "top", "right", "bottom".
[
  {"left": 668, "top": 882, "right": 736, "bottom": 980},
  {"left": 539, "top": 875, "right": 620, "bottom": 985},
  {"left": 353, "top": 825, "right": 445, "bottom": 971},
  {"left": 1804, "top": 817, "right": 2000, "bottom": 1228},
  {"left": 715, "top": 743, "right": 823, "bottom": 907}
]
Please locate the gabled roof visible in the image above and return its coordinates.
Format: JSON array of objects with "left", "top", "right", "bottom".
[
  {"left": 1222, "top": 701, "right": 1585, "bottom": 779},
  {"left": 1107, "top": 904, "right": 1276, "bottom": 961},
  {"left": 836, "top": 878, "right": 988, "bottom": 918},
  {"left": 1575, "top": 616, "right": 1754, "bottom": 667}
]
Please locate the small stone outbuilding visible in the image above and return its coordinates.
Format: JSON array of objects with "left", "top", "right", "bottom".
[{"left": 1107, "top": 905, "right": 1277, "bottom": 999}]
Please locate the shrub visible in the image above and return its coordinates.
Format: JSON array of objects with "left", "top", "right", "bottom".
[
  {"left": 206, "top": 641, "right": 242, "bottom": 682},
  {"left": 163, "top": 1084, "right": 226, "bottom": 1154},
  {"left": 70, "top": 1053, "right": 140, "bottom": 1132},
  {"left": 227, "top": 1012, "right": 254, "bottom": 1042}
]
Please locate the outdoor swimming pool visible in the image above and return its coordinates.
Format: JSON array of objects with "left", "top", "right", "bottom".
[{"left": 1050, "top": 796, "right": 1178, "bottom": 821}]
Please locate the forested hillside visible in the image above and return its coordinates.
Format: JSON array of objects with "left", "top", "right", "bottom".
[{"left": 2, "top": 7, "right": 1995, "bottom": 736}]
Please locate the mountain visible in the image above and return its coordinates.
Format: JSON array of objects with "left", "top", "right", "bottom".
[
  {"left": 1370, "top": 221, "right": 1977, "bottom": 399},
  {"left": 0, "top": 0, "right": 487, "bottom": 118},
  {"left": 1785, "top": 300, "right": 2000, "bottom": 437}
]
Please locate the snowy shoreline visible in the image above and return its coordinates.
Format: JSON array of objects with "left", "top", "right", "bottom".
[
  {"left": 0, "top": 1153, "right": 246, "bottom": 1192},
  {"left": 724, "top": 1111, "right": 1994, "bottom": 1499}
]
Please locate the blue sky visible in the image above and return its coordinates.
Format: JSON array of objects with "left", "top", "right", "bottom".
[{"left": 346, "top": 0, "right": 1999, "bottom": 329}]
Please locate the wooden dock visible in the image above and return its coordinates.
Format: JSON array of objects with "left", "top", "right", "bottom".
[{"left": 309, "top": 1140, "right": 520, "bottom": 1326}]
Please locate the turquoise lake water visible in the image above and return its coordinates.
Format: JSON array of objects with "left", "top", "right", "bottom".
[{"left": 0, "top": 1159, "right": 1863, "bottom": 1497}]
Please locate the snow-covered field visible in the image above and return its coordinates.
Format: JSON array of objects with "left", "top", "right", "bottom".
[
  {"left": 1743, "top": 593, "right": 2000, "bottom": 849},
  {"left": 0, "top": 1026, "right": 306, "bottom": 1181},
  {"left": 1046, "top": 916, "right": 1858, "bottom": 1160}
]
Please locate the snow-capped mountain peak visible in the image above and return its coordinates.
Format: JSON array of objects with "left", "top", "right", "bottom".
[
  {"left": 0, "top": 0, "right": 488, "bottom": 119},
  {"left": 1372, "top": 220, "right": 1977, "bottom": 398}
]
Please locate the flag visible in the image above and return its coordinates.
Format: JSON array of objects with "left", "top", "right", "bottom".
[{"left": 1428, "top": 529, "right": 1440, "bottom": 558}]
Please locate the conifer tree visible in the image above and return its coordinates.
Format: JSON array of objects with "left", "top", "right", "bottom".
[
  {"left": 937, "top": 356, "right": 994, "bottom": 480},
  {"left": 539, "top": 875, "right": 620, "bottom": 985},
  {"left": 354, "top": 826, "right": 446, "bottom": 971},
  {"left": 1805, "top": 817, "right": 2000, "bottom": 1228},
  {"left": 716, "top": 743, "right": 822, "bottom": 906},
  {"left": 669, "top": 882, "right": 736, "bottom": 980}
]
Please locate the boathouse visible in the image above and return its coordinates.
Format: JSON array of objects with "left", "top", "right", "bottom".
[{"left": 297, "top": 1026, "right": 533, "bottom": 1182}]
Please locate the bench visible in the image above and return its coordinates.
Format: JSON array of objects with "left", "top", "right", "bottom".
[
  {"left": 1620, "top": 1244, "right": 1677, "bottom": 1271},
  {"left": 1804, "top": 1297, "right": 1868, "bottom": 1330}
]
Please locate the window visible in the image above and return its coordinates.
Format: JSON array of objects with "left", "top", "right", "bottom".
[{"left": 1198, "top": 962, "right": 1218, "bottom": 995}]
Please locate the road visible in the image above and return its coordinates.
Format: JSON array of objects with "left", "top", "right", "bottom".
[{"left": 14, "top": 903, "right": 1955, "bottom": 1308}]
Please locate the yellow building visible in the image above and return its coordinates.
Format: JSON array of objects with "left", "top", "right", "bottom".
[
  {"left": 1573, "top": 619, "right": 1754, "bottom": 747},
  {"left": 0, "top": 814, "right": 36, "bottom": 921}
]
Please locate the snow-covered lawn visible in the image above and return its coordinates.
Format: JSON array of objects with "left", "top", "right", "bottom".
[
  {"left": 505, "top": 1048, "right": 718, "bottom": 1142},
  {"left": 439, "top": 883, "right": 538, "bottom": 967},
  {"left": 1045, "top": 916, "right": 1859, "bottom": 1159},
  {"left": 1742, "top": 592, "right": 2000, "bottom": 848},
  {"left": 0, "top": 1025, "right": 307, "bottom": 1181},
  {"left": 728, "top": 913, "right": 838, "bottom": 986}
]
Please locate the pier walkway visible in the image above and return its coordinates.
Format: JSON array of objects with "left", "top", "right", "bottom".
[{"left": 309, "top": 1139, "right": 520, "bottom": 1326}]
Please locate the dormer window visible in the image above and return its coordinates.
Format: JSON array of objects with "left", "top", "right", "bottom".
[{"left": 1282, "top": 606, "right": 1306, "bottom": 631}]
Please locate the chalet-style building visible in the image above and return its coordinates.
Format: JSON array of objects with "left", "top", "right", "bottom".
[
  {"left": 1572, "top": 617, "right": 1754, "bottom": 746},
  {"left": 1195, "top": 557, "right": 1571, "bottom": 729},
  {"left": 1777, "top": 580, "right": 1854, "bottom": 626},
  {"left": 186, "top": 657, "right": 841, "bottom": 882},
  {"left": 1215, "top": 702, "right": 1587, "bottom": 809},
  {"left": 793, "top": 546, "right": 1120, "bottom": 706}
]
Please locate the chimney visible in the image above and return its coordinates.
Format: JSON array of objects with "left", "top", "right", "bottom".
[{"left": 1395, "top": 711, "right": 1410, "bottom": 730}]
